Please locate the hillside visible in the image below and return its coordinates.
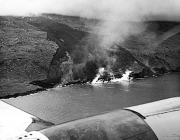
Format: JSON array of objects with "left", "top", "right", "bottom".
[
  {"left": 0, "top": 15, "right": 180, "bottom": 98},
  {"left": 0, "top": 16, "right": 58, "bottom": 97}
]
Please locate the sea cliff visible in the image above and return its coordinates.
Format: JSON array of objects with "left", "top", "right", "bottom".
[{"left": 0, "top": 15, "right": 180, "bottom": 98}]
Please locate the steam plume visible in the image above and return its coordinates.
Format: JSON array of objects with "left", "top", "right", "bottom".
[
  {"left": 1, "top": 0, "right": 180, "bottom": 52},
  {"left": 1, "top": 0, "right": 180, "bottom": 21}
]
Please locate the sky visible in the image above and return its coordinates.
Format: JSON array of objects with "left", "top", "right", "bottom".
[
  {"left": 1, "top": 0, "right": 180, "bottom": 50},
  {"left": 0, "top": 0, "right": 180, "bottom": 21}
]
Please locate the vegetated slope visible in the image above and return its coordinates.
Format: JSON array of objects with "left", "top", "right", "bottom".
[
  {"left": 24, "top": 16, "right": 89, "bottom": 86},
  {"left": 123, "top": 21, "right": 180, "bottom": 76},
  {"left": 0, "top": 16, "right": 58, "bottom": 97},
  {"left": 0, "top": 14, "right": 180, "bottom": 98},
  {"left": 28, "top": 15, "right": 180, "bottom": 86}
]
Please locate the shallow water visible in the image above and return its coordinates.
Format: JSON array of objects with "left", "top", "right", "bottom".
[{"left": 4, "top": 73, "right": 180, "bottom": 124}]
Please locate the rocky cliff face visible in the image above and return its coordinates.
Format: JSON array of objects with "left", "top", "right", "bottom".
[
  {"left": 0, "top": 15, "right": 180, "bottom": 98},
  {"left": 30, "top": 15, "right": 180, "bottom": 86}
]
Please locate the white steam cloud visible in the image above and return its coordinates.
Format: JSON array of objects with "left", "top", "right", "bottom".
[
  {"left": 1, "top": 0, "right": 180, "bottom": 48},
  {"left": 1, "top": 0, "right": 180, "bottom": 20}
]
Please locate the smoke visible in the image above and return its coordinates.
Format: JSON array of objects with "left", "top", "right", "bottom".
[
  {"left": 1, "top": 0, "right": 180, "bottom": 61},
  {"left": 1, "top": 0, "right": 180, "bottom": 20},
  {"left": 1, "top": 0, "right": 180, "bottom": 46},
  {"left": 1, "top": 0, "right": 180, "bottom": 40}
]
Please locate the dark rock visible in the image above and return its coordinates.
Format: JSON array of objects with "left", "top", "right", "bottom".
[
  {"left": 29, "top": 19, "right": 180, "bottom": 86},
  {"left": 0, "top": 88, "right": 45, "bottom": 99},
  {"left": 175, "top": 67, "right": 180, "bottom": 72},
  {"left": 153, "top": 67, "right": 168, "bottom": 75},
  {"left": 130, "top": 68, "right": 154, "bottom": 79},
  {"left": 1, "top": 15, "right": 180, "bottom": 97},
  {"left": 29, "top": 80, "right": 56, "bottom": 88}
]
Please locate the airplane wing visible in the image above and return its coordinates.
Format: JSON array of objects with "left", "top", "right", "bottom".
[
  {"left": 0, "top": 100, "right": 53, "bottom": 140},
  {"left": 1, "top": 98, "right": 180, "bottom": 140}
]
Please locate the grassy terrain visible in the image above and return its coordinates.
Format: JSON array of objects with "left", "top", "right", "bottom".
[
  {"left": 0, "top": 14, "right": 180, "bottom": 98},
  {"left": 0, "top": 16, "right": 58, "bottom": 97}
]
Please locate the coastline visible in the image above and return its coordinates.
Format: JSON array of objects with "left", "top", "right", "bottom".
[{"left": 1, "top": 15, "right": 180, "bottom": 99}]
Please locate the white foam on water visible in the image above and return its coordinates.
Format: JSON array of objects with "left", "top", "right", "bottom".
[
  {"left": 92, "top": 68, "right": 132, "bottom": 84},
  {"left": 111, "top": 70, "right": 132, "bottom": 83}
]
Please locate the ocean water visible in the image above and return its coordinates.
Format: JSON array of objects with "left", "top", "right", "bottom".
[{"left": 4, "top": 73, "right": 180, "bottom": 124}]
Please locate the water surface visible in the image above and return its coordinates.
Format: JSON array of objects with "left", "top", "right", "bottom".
[{"left": 4, "top": 73, "right": 180, "bottom": 124}]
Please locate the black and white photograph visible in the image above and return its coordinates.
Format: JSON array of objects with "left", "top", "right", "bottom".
[{"left": 0, "top": 0, "right": 180, "bottom": 139}]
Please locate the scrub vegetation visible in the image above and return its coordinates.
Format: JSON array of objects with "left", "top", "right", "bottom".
[{"left": 0, "top": 15, "right": 180, "bottom": 98}]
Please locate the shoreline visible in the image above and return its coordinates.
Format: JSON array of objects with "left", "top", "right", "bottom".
[{"left": 1, "top": 72, "right": 179, "bottom": 100}]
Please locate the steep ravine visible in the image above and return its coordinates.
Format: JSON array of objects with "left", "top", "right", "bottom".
[
  {"left": 0, "top": 15, "right": 180, "bottom": 98},
  {"left": 28, "top": 17, "right": 180, "bottom": 88}
]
